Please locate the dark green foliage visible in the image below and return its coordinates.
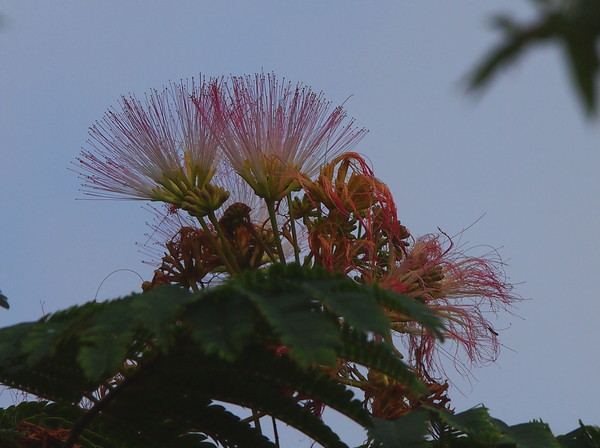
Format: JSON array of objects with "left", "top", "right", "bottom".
[
  {"left": 88, "top": 351, "right": 284, "bottom": 448},
  {"left": 100, "top": 344, "right": 366, "bottom": 448},
  {"left": 369, "top": 407, "right": 504, "bottom": 447},
  {"left": 497, "top": 420, "right": 560, "bottom": 448},
  {"left": 0, "top": 263, "right": 594, "bottom": 447},
  {"left": 0, "top": 264, "right": 436, "bottom": 447},
  {"left": 369, "top": 408, "right": 430, "bottom": 447},
  {"left": 338, "top": 327, "right": 428, "bottom": 395},
  {"left": 557, "top": 421, "right": 600, "bottom": 448},
  {"left": 467, "top": 0, "right": 600, "bottom": 117},
  {"left": 433, "top": 406, "right": 502, "bottom": 445},
  {"left": 0, "top": 286, "right": 196, "bottom": 401},
  {"left": 188, "top": 263, "right": 443, "bottom": 370},
  {"left": 438, "top": 410, "right": 559, "bottom": 448},
  {"left": 0, "top": 324, "right": 98, "bottom": 402},
  {"left": 0, "top": 291, "right": 8, "bottom": 310},
  {"left": 364, "top": 405, "right": 599, "bottom": 448},
  {"left": 0, "top": 401, "right": 108, "bottom": 448},
  {"left": 78, "top": 285, "right": 195, "bottom": 380},
  {"left": 368, "top": 286, "right": 444, "bottom": 343},
  {"left": 185, "top": 286, "right": 257, "bottom": 361},
  {"left": 226, "top": 267, "right": 342, "bottom": 367}
]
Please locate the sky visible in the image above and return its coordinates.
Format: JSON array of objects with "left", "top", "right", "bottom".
[{"left": 1, "top": 1, "right": 599, "bottom": 444}]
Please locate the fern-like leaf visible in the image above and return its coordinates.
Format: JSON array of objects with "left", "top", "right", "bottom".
[
  {"left": 186, "top": 285, "right": 260, "bottom": 361},
  {"left": 338, "top": 327, "right": 426, "bottom": 395},
  {"left": 431, "top": 405, "right": 502, "bottom": 445},
  {"left": 368, "top": 408, "right": 430, "bottom": 448},
  {"left": 229, "top": 266, "right": 341, "bottom": 368},
  {"left": 90, "top": 343, "right": 355, "bottom": 448},
  {"left": 370, "top": 286, "right": 444, "bottom": 341}
]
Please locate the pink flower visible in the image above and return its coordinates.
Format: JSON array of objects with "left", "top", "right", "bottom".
[
  {"left": 76, "top": 78, "right": 220, "bottom": 202},
  {"left": 198, "top": 73, "right": 367, "bottom": 201},
  {"left": 381, "top": 234, "right": 520, "bottom": 375}
]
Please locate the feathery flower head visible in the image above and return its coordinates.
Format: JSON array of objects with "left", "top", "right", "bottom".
[
  {"left": 76, "top": 78, "right": 221, "bottom": 207},
  {"left": 381, "top": 234, "right": 519, "bottom": 374},
  {"left": 200, "top": 73, "right": 367, "bottom": 201}
]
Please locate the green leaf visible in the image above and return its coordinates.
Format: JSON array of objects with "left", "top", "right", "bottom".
[
  {"left": 369, "top": 408, "right": 430, "bottom": 447},
  {"left": 498, "top": 419, "right": 561, "bottom": 448},
  {"left": 187, "top": 287, "right": 258, "bottom": 360},
  {"left": 0, "top": 401, "right": 109, "bottom": 448},
  {"left": 0, "top": 291, "right": 8, "bottom": 309},
  {"left": 97, "top": 344, "right": 355, "bottom": 448},
  {"left": 562, "top": 34, "right": 599, "bottom": 115},
  {"left": 339, "top": 327, "right": 426, "bottom": 396},
  {"left": 22, "top": 317, "right": 86, "bottom": 367},
  {"left": 0, "top": 322, "right": 36, "bottom": 364},
  {"left": 274, "top": 264, "right": 391, "bottom": 335},
  {"left": 20, "top": 301, "right": 101, "bottom": 366},
  {"left": 128, "top": 285, "right": 195, "bottom": 350},
  {"left": 0, "top": 264, "right": 443, "bottom": 447},
  {"left": 466, "top": 13, "right": 560, "bottom": 92},
  {"left": 0, "top": 341, "right": 98, "bottom": 402},
  {"left": 434, "top": 406, "right": 502, "bottom": 445},
  {"left": 467, "top": 1, "right": 600, "bottom": 117},
  {"left": 557, "top": 420, "right": 600, "bottom": 448},
  {"left": 78, "top": 300, "right": 138, "bottom": 381},
  {"left": 78, "top": 286, "right": 193, "bottom": 381},
  {"left": 230, "top": 267, "right": 341, "bottom": 368},
  {"left": 371, "top": 287, "right": 445, "bottom": 341}
]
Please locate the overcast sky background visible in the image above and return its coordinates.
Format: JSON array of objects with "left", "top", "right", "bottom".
[{"left": 1, "top": 1, "right": 599, "bottom": 444}]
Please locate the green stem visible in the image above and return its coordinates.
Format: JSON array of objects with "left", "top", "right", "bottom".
[
  {"left": 252, "top": 408, "right": 263, "bottom": 434},
  {"left": 245, "top": 223, "right": 278, "bottom": 263},
  {"left": 348, "top": 364, "right": 368, "bottom": 382},
  {"left": 240, "top": 410, "right": 266, "bottom": 424},
  {"left": 335, "top": 375, "right": 367, "bottom": 388},
  {"left": 196, "top": 217, "right": 238, "bottom": 275},
  {"left": 206, "top": 211, "right": 241, "bottom": 273},
  {"left": 188, "top": 281, "right": 200, "bottom": 293},
  {"left": 286, "top": 192, "right": 301, "bottom": 264},
  {"left": 266, "top": 199, "right": 286, "bottom": 264},
  {"left": 272, "top": 417, "right": 280, "bottom": 448}
]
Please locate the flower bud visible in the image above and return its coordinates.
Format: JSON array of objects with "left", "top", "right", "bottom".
[
  {"left": 181, "top": 184, "right": 230, "bottom": 217},
  {"left": 290, "top": 194, "right": 317, "bottom": 220}
]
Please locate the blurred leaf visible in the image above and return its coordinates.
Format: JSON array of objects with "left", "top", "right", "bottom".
[
  {"left": 466, "top": 13, "right": 561, "bottom": 92},
  {"left": 562, "top": 34, "right": 600, "bottom": 115},
  {"left": 468, "top": 0, "right": 600, "bottom": 117},
  {"left": 0, "top": 291, "right": 8, "bottom": 309},
  {"left": 497, "top": 419, "right": 561, "bottom": 448}
]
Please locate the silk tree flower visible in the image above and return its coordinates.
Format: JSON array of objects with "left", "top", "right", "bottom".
[
  {"left": 198, "top": 73, "right": 367, "bottom": 201},
  {"left": 297, "top": 152, "right": 410, "bottom": 280},
  {"left": 75, "top": 78, "right": 221, "bottom": 206},
  {"left": 380, "top": 234, "right": 520, "bottom": 376}
]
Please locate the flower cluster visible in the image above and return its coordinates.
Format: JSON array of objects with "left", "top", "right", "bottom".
[{"left": 76, "top": 73, "right": 520, "bottom": 418}]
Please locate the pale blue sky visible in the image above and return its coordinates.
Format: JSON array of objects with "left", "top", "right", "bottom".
[{"left": 1, "top": 1, "right": 599, "bottom": 443}]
